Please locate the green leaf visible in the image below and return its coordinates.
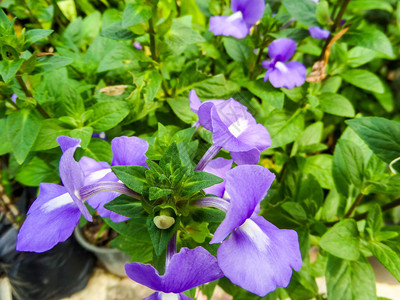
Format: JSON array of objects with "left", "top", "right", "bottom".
[
  {"left": 367, "top": 241, "right": 400, "bottom": 282},
  {"left": 223, "top": 37, "right": 253, "bottom": 63},
  {"left": 103, "top": 217, "right": 150, "bottom": 241},
  {"left": 181, "top": 171, "right": 223, "bottom": 196},
  {"left": 163, "top": 16, "right": 205, "bottom": 56},
  {"left": 341, "top": 26, "right": 394, "bottom": 58},
  {"left": 104, "top": 195, "right": 147, "bottom": 218},
  {"left": 33, "top": 119, "right": 92, "bottom": 151},
  {"left": 326, "top": 255, "right": 377, "bottom": 300},
  {"left": 347, "top": 0, "right": 393, "bottom": 12},
  {"left": 319, "top": 219, "right": 360, "bottom": 260},
  {"left": 112, "top": 165, "right": 148, "bottom": 193},
  {"left": 167, "top": 96, "right": 197, "bottom": 124},
  {"left": 159, "top": 143, "right": 182, "bottom": 176},
  {"left": 24, "top": 29, "right": 53, "bottom": 49},
  {"left": 149, "top": 187, "right": 173, "bottom": 201},
  {"left": 346, "top": 117, "right": 400, "bottom": 166},
  {"left": 365, "top": 204, "right": 383, "bottom": 239},
  {"left": 109, "top": 235, "right": 152, "bottom": 263},
  {"left": 318, "top": 93, "right": 355, "bottom": 117},
  {"left": 0, "top": 118, "right": 10, "bottom": 155},
  {"left": 122, "top": 2, "right": 153, "bottom": 28},
  {"left": 7, "top": 109, "right": 41, "bottom": 164},
  {"left": 147, "top": 214, "right": 180, "bottom": 256},
  {"left": 304, "top": 154, "right": 334, "bottom": 189},
  {"left": 246, "top": 80, "right": 284, "bottom": 109},
  {"left": 282, "top": 0, "right": 319, "bottom": 26},
  {"left": 82, "top": 138, "right": 112, "bottom": 163},
  {"left": 0, "top": 59, "right": 24, "bottom": 82},
  {"left": 15, "top": 156, "right": 59, "bottom": 186},
  {"left": 33, "top": 56, "right": 74, "bottom": 74},
  {"left": 341, "top": 69, "right": 384, "bottom": 94},
  {"left": 265, "top": 109, "right": 305, "bottom": 148},
  {"left": 87, "top": 100, "right": 130, "bottom": 131},
  {"left": 332, "top": 139, "right": 365, "bottom": 196},
  {"left": 281, "top": 202, "right": 308, "bottom": 221}
]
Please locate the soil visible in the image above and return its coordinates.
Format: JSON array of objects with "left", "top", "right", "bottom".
[{"left": 82, "top": 218, "right": 118, "bottom": 248}]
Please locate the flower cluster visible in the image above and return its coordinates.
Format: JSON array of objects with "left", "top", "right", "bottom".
[{"left": 17, "top": 90, "right": 302, "bottom": 299}]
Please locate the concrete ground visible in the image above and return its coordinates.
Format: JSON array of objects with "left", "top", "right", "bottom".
[{"left": 1, "top": 258, "right": 399, "bottom": 300}]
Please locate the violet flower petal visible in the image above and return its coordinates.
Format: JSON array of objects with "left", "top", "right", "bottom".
[
  {"left": 16, "top": 183, "right": 81, "bottom": 253},
  {"left": 231, "top": 0, "right": 265, "bottom": 26},
  {"left": 87, "top": 191, "right": 129, "bottom": 222},
  {"left": 189, "top": 89, "right": 202, "bottom": 114},
  {"left": 145, "top": 292, "right": 191, "bottom": 300},
  {"left": 209, "top": 14, "right": 249, "bottom": 39},
  {"left": 111, "top": 136, "right": 149, "bottom": 167},
  {"left": 268, "top": 38, "right": 297, "bottom": 62},
  {"left": 197, "top": 100, "right": 224, "bottom": 131},
  {"left": 57, "top": 137, "right": 92, "bottom": 222},
  {"left": 309, "top": 27, "right": 330, "bottom": 39},
  {"left": 79, "top": 156, "right": 112, "bottom": 185},
  {"left": 237, "top": 123, "right": 271, "bottom": 151},
  {"left": 217, "top": 215, "right": 302, "bottom": 296},
  {"left": 268, "top": 61, "right": 306, "bottom": 89},
  {"left": 125, "top": 247, "right": 223, "bottom": 293},
  {"left": 203, "top": 157, "right": 233, "bottom": 197},
  {"left": 211, "top": 165, "right": 275, "bottom": 243},
  {"left": 230, "top": 148, "right": 261, "bottom": 165}
]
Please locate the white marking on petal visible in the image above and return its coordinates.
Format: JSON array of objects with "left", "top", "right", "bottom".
[
  {"left": 85, "top": 168, "right": 112, "bottom": 184},
  {"left": 275, "top": 61, "right": 289, "bottom": 73},
  {"left": 227, "top": 11, "right": 244, "bottom": 22},
  {"left": 223, "top": 190, "right": 231, "bottom": 201},
  {"left": 239, "top": 219, "right": 270, "bottom": 252},
  {"left": 228, "top": 118, "right": 249, "bottom": 138},
  {"left": 42, "top": 193, "right": 74, "bottom": 213},
  {"left": 99, "top": 132, "right": 106, "bottom": 139},
  {"left": 160, "top": 292, "right": 179, "bottom": 300}
]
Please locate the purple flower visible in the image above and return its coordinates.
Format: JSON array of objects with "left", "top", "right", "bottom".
[
  {"left": 190, "top": 90, "right": 271, "bottom": 166},
  {"left": 16, "top": 137, "right": 92, "bottom": 253},
  {"left": 11, "top": 94, "right": 17, "bottom": 103},
  {"left": 198, "top": 165, "right": 302, "bottom": 296},
  {"left": 125, "top": 247, "right": 224, "bottom": 299},
  {"left": 203, "top": 157, "right": 233, "bottom": 197},
  {"left": 309, "top": 27, "right": 330, "bottom": 39},
  {"left": 133, "top": 41, "right": 142, "bottom": 50},
  {"left": 262, "top": 38, "right": 306, "bottom": 89},
  {"left": 209, "top": 0, "right": 265, "bottom": 39},
  {"left": 92, "top": 132, "right": 107, "bottom": 140},
  {"left": 79, "top": 136, "right": 148, "bottom": 222}
]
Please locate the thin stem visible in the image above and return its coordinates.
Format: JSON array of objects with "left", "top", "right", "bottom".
[
  {"left": 16, "top": 76, "right": 50, "bottom": 118},
  {"left": 148, "top": 18, "right": 157, "bottom": 62},
  {"left": 345, "top": 193, "right": 365, "bottom": 218},
  {"left": 195, "top": 145, "right": 222, "bottom": 171},
  {"left": 332, "top": 0, "right": 351, "bottom": 31}
]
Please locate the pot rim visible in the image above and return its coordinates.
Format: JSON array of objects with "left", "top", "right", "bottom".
[{"left": 74, "top": 226, "right": 121, "bottom": 254}]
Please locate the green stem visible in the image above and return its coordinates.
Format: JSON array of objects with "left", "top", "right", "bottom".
[
  {"left": 344, "top": 193, "right": 364, "bottom": 218},
  {"left": 148, "top": 18, "right": 157, "bottom": 62},
  {"left": 16, "top": 76, "right": 50, "bottom": 118}
]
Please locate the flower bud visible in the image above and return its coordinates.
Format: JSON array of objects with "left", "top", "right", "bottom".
[{"left": 153, "top": 215, "right": 175, "bottom": 229}]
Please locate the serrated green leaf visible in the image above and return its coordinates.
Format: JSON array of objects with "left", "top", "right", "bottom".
[
  {"left": 149, "top": 187, "right": 173, "bottom": 201},
  {"left": 320, "top": 219, "right": 360, "bottom": 260},
  {"left": 0, "top": 59, "right": 24, "bottom": 82},
  {"left": 181, "top": 171, "right": 223, "bottom": 196},
  {"left": 112, "top": 165, "right": 148, "bottom": 193},
  {"left": 159, "top": 142, "right": 182, "bottom": 176}
]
